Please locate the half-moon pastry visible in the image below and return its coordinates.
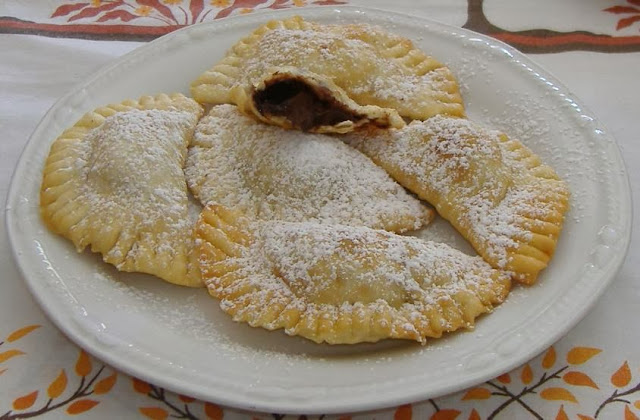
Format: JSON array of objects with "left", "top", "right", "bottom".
[
  {"left": 245, "top": 67, "right": 405, "bottom": 133},
  {"left": 345, "top": 116, "right": 570, "bottom": 284},
  {"left": 190, "top": 16, "right": 464, "bottom": 131},
  {"left": 40, "top": 94, "right": 205, "bottom": 287},
  {"left": 185, "top": 104, "right": 433, "bottom": 233},
  {"left": 196, "top": 204, "right": 511, "bottom": 344}
]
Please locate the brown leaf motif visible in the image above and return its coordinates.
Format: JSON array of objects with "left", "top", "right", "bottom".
[
  {"left": 555, "top": 405, "right": 569, "bottom": 420},
  {"left": 566, "top": 347, "right": 601, "bottom": 365},
  {"left": 563, "top": 371, "right": 599, "bottom": 389},
  {"left": 540, "top": 387, "right": 578, "bottom": 403},
  {"left": 496, "top": 373, "right": 511, "bottom": 384},
  {"left": 139, "top": 406, "right": 169, "bottom": 419},
  {"left": 6, "top": 325, "right": 40, "bottom": 343},
  {"left": 461, "top": 387, "right": 492, "bottom": 400},
  {"left": 542, "top": 346, "right": 556, "bottom": 369},
  {"left": 75, "top": 350, "right": 92, "bottom": 377},
  {"left": 204, "top": 402, "right": 224, "bottom": 419},
  {"left": 611, "top": 361, "right": 632, "bottom": 388},
  {"left": 430, "top": 409, "right": 461, "bottom": 420},
  {"left": 133, "top": 377, "right": 153, "bottom": 394},
  {"left": 0, "top": 349, "right": 25, "bottom": 363},
  {"left": 394, "top": 404, "right": 412, "bottom": 420},
  {"left": 12, "top": 391, "right": 38, "bottom": 410},
  {"left": 626, "top": 405, "right": 640, "bottom": 420},
  {"left": 467, "top": 409, "right": 481, "bottom": 420},
  {"left": 51, "top": 3, "right": 90, "bottom": 18},
  {"left": 93, "top": 372, "right": 117, "bottom": 394},
  {"left": 66, "top": 399, "right": 100, "bottom": 415},
  {"left": 47, "top": 369, "right": 68, "bottom": 399},
  {"left": 521, "top": 364, "right": 533, "bottom": 384}
]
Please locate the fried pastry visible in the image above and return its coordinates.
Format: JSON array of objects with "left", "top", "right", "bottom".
[
  {"left": 185, "top": 104, "right": 433, "bottom": 232},
  {"left": 190, "top": 16, "right": 464, "bottom": 131},
  {"left": 196, "top": 204, "right": 511, "bottom": 344},
  {"left": 40, "top": 94, "right": 205, "bottom": 287},
  {"left": 345, "top": 116, "right": 570, "bottom": 284}
]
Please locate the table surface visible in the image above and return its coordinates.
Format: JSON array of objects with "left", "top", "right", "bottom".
[{"left": 1, "top": 1, "right": 639, "bottom": 419}]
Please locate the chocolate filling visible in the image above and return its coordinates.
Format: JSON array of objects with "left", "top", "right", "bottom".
[{"left": 253, "top": 77, "right": 362, "bottom": 131}]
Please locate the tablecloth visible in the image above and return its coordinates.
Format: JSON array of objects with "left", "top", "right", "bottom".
[{"left": 1, "top": 1, "right": 639, "bottom": 418}]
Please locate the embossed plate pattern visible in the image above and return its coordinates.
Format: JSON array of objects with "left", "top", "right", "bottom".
[{"left": 5, "top": 6, "right": 632, "bottom": 414}]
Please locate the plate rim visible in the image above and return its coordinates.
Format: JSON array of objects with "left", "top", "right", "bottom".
[{"left": 5, "top": 5, "right": 633, "bottom": 414}]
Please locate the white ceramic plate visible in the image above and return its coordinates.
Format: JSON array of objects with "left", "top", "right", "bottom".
[{"left": 6, "top": 6, "right": 632, "bottom": 415}]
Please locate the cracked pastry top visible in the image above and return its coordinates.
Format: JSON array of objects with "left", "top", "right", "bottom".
[
  {"left": 190, "top": 15, "right": 464, "bottom": 132},
  {"left": 185, "top": 104, "right": 433, "bottom": 233},
  {"left": 196, "top": 204, "right": 511, "bottom": 345},
  {"left": 40, "top": 94, "right": 205, "bottom": 287},
  {"left": 345, "top": 115, "right": 570, "bottom": 284}
]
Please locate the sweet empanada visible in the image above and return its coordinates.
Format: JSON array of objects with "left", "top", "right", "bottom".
[
  {"left": 196, "top": 204, "right": 511, "bottom": 344},
  {"left": 190, "top": 16, "right": 464, "bottom": 132},
  {"left": 345, "top": 116, "right": 570, "bottom": 284},
  {"left": 185, "top": 105, "right": 433, "bottom": 232},
  {"left": 40, "top": 94, "right": 205, "bottom": 287}
]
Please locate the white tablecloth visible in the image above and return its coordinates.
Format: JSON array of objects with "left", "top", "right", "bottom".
[{"left": 1, "top": 1, "right": 639, "bottom": 418}]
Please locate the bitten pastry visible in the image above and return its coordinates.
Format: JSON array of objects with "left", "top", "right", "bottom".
[
  {"left": 185, "top": 104, "right": 433, "bottom": 233},
  {"left": 345, "top": 116, "right": 570, "bottom": 284},
  {"left": 40, "top": 94, "right": 205, "bottom": 287},
  {"left": 196, "top": 204, "right": 511, "bottom": 345},
  {"left": 190, "top": 16, "right": 464, "bottom": 132}
]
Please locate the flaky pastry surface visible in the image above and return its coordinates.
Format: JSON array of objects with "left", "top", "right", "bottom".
[
  {"left": 196, "top": 204, "right": 511, "bottom": 344},
  {"left": 40, "top": 94, "right": 204, "bottom": 287},
  {"left": 185, "top": 105, "right": 433, "bottom": 233},
  {"left": 190, "top": 16, "right": 464, "bottom": 126},
  {"left": 345, "top": 116, "right": 570, "bottom": 284}
]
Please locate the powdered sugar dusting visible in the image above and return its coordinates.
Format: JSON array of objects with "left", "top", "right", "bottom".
[
  {"left": 74, "top": 109, "right": 197, "bottom": 269},
  {"left": 229, "top": 24, "right": 458, "bottom": 117},
  {"left": 346, "top": 116, "right": 544, "bottom": 268},
  {"left": 185, "top": 105, "right": 429, "bottom": 231}
]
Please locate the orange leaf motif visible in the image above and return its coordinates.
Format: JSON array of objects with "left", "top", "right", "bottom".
[
  {"left": 468, "top": 409, "right": 481, "bottom": 420},
  {"left": 635, "top": 400, "right": 640, "bottom": 409},
  {"left": 12, "top": 391, "right": 38, "bottom": 410},
  {"left": 521, "top": 364, "right": 533, "bottom": 384},
  {"left": 93, "top": 372, "right": 117, "bottom": 394},
  {"left": 75, "top": 350, "right": 92, "bottom": 377},
  {"left": 47, "top": 370, "right": 67, "bottom": 399},
  {"left": 563, "top": 371, "right": 599, "bottom": 389},
  {"left": 611, "top": 361, "right": 632, "bottom": 388},
  {"left": 542, "top": 347, "right": 556, "bottom": 369},
  {"left": 133, "top": 378, "right": 152, "bottom": 394},
  {"left": 431, "top": 409, "right": 461, "bottom": 420},
  {"left": 496, "top": 373, "right": 511, "bottom": 384},
  {"left": 394, "top": 404, "right": 412, "bottom": 420},
  {"left": 204, "top": 402, "right": 223, "bottom": 419},
  {"left": 139, "top": 407, "right": 169, "bottom": 419},
  {"left": 179, "top": 394, "right": 195, "bottom": 403},
  {"left": 577, "top": 415, "right": 595, "bottom": 420},
  {"left": 67, "top": 399, "right": 99, "bottom": 415},
  {"left": 0, "top": 349, "right": 25, "bottom": 363},
  {"left": 540, "top": 387, "right": 578, "bottom": 403},
  {"left": 462, "top": 387, "right": 492, "bottom": 400},
  {"left": 6, "top": 325, "right": 40, "bottom": 342},
  {"left": 566, "top": 347, "right": 601, "bottom": 365},
  {"left": 555, "top": 405, "right": 569, "bottom": 420},
  {"left": 626, "top": 405, "right": 640, "bottom": 420}
]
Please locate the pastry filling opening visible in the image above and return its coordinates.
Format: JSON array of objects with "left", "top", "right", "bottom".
[{"left": 253, "top": 77, "right": 362, "bottom": 131}]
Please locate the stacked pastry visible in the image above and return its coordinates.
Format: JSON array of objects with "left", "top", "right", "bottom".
[{"left": 40, "top": 16, "right": 568, "bottom": 345}]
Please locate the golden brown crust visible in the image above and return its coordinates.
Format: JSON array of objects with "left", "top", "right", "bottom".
[
  {"left": 196, "top": 204, "right": 511, "bottom": 344},
  {"left": 190, "top": 16, "right": 465, "bottom": 127},
  {"left": 345, "top": 116, "right": 570, "bottom": 284},
  {"left": 40, "top": 93, "right": 205, "bottom": 287}
]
